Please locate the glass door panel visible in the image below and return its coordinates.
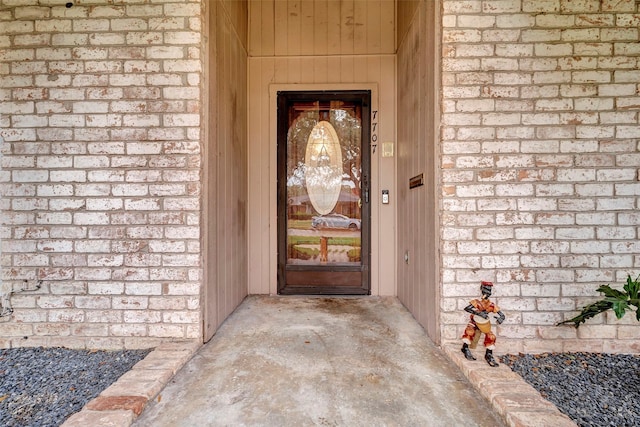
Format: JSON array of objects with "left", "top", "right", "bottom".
[{"left": 277, "top": 91, "right": 370, "bottom": 294}]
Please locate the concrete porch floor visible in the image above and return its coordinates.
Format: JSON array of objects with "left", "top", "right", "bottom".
[
  {"left": 133, "top": 296, "right": 506, "bottom": 426},
  {"left": 64, "top": 295, "right": 577, "bottom": 426}
]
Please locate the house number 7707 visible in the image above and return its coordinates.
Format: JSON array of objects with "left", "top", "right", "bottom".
[{"left": 371, "top": 110, "right": 378, "bottom": 153}]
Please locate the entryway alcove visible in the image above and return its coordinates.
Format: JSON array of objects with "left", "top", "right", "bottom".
[{"left": 202, "top": 0, "right": 440, "bottom": 345}]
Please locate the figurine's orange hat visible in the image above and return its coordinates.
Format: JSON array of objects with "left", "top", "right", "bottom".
[{"left": 480, "top": 281, "right": 493, "bottom": 286}]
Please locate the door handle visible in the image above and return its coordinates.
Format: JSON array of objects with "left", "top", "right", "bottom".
[{"left": 364, "top": 189, "right": 369, "bottom": 204}]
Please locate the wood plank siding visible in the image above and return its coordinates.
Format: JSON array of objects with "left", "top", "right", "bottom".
[
  {"left": 396, "top": 0, "right": 440, "bottom": 342},
  {"left": 204, "top": 1, "right": 249, "bottom": 340},
  {"left": 249, "top": 0, "right": 395, "bottom": 57},
  {"left": 247, "top": 0, "right": 397, "bottom": 297}
]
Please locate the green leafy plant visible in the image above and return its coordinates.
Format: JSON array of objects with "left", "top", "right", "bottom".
[{"left": 558, "top": 275, "right": 640, "bottom": 328}]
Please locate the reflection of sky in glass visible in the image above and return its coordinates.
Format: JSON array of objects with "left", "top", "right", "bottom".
[
  {"left": 287, "top": 163, "right": 306, "bottom": 187},
  {"left": 333, "top": 109, "right": 347, "bottom": 121}
]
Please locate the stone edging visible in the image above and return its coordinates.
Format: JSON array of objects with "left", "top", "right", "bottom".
[
  {"left": 441, "top": 343, "right": 577, "bottom": 427},
  {"left": 61, "top": 340, "right": 201, "bottom": 427}
]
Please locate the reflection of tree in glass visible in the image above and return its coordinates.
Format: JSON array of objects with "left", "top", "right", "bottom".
[
  {"left": 286, "top": 111, "right": 317, "bottom": 194},
  {"left": 331, "top": 108, "right": 361, "bottom": 193},
  {"left": 286, "top": 106, "right": 362, "bottom": 198}
]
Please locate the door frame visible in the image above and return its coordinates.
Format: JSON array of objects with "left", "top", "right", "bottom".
[
  {"left": 266, "top": 82, "right": 384, "bottom": 295},
  {"left": 267, "top": 84, "right": 383, "bottom": 296},
  {"left": 276, "top": 90, "right": 372, "bottom": 295}
]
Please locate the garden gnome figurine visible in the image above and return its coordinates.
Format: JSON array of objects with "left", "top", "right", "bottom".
[{"left": 460, "top": 281, "right": 505, "bottom": 367}]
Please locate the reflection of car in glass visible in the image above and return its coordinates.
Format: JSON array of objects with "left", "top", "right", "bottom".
[{"left": 311, "top": 213, "right": 361, "bottom": 230}]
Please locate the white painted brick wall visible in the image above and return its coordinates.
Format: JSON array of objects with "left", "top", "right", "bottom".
[
  {"left": 0, "top": 0, "right": 203, "bottom": 349},
  {"left": 442, "top": 0, "right": 640, "bottom": 353},
  {"left": 3, "top": 0, "right": 638, "bottom": 354}
]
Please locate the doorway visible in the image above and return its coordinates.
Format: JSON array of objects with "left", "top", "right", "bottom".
[{"left": 276, "top": 90, "right": 371, "bottom": 295}]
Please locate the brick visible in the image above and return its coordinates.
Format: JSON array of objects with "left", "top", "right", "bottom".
[
  {"left": 111, "top": 18, "right": 148, "bottom": 31},
  {"left": 596, "top": 227, "right": 636, "bottom": 240},
  {"left": 11, "top": 60, "right": 49, "bottom": 75},
  {"left": 122, "top": 114, "right": 160, "bottom": 127},
  {"left": 125, "top": 32, "right": 163, "bottom": 45},
  {"left": 536, "top": 14, "right": 575, "bottom": 27},
  {"left": 62, "top": 409, "right": 134, "bottom": 427},
  {"left": 561, "top": 0, "right": 602, "bottom": 12},
  {"left": 457, "top": 15, "right": 496, "bottom": 28},
  {"left": 560, "top": 254, "right": 600, "bottom": 268},
  {"left": 149, "top": 17, "right": 186, "bottom": 30},
  {"left": 73, "top": 212, "right": 110, "bottom": 225},
  {"left": 598, "top": 56, "right": 637, "bottom": 69},
  {"left": 147, "top": 46, "right": 185, "bottom": 59},
  {"left": 75, "top": 296, "right": 112, "bottom": 309},
  {"left": 616, "top": 13, "right": 640, "bottom": 26},
  {"left": 572, "top": 70, "right": 610, "bottom": 83},
  {"left": 522, "top": 0, "right": 560, "bottom": 12},
  {"left": 89, "top": 33, "right": 127, "bottom": 46},
  {"left": 47, "top": 88, "right": 85, "bottom": 100},
  {"left": 86, "top": 253, "right": 124, "bottom": 267},
  {"left": 123, "top": 61, "right": 161, "bottom": 74},
  {"left": 482, "top": 29, "right": 520, "bottom": 42},
  {"left": 522, "top": 29, "right": 561, "bottom": 43},
  {"left": 164, "top": 31, "right": 201, "bottom": 45},
  {"left": 602, "top": 0, "right": 636, "bottom": 11},
  {"left": 443, "top": 58, "right": 481, "bottom": 72},
  {"left": 534, "top": 99, "right": 572, "bottom": 111},
  {"left": 571, "top": 241, "right": 611, "bottom": 254},
  {"left": 48, "top": 310, "right": 85, "bottom": 323},
  {"left": 124, "top": 4, "right": 163, "bottom": 16},
  {"left": 598, "top": 84, "right": 637, "bottom": 97},
  {"left": 560, "top": 28, "right": 599, "bottom": 42},
  {"left": 148, "top": 324, "right": 185, "bottom": 338},
  {"left": 36, "top": 212, "right": 73, "bottom": 225},
  {"left": 163, "top": 59, "right": 201, "bottom": 73},
  {"left": 163, "top": 113, "right": 200, "bottom": 127},
  {"left": 616, "top": 98, "right": 640, "bottom": 109},
  {"left": 108, "top": 74, "right": 146, "bottom": 86},
  {"left": 71, "top": 47, "right": 109, "bottom": 60},
  {"left": 601, "top": 28, "right": 638, "bottom": 41},
  {"left": 49, "top": 33, "right": 87, "bottom": 46},
  {"left": 109, "top": 323, "right": 148, "bottom": 337},
  {"left": 599, "top": 111, "right": 636, "bottom": 124},
  {"left": 85, "top": 395, "right": 148, "bottom": 416},
  {"left": 49, "top": 114, "right": 85, "bottom": 127},
  {"left": 534, "top": 43, "right": 573, "bottom": 57},
  {"left": 495, "top": 44, "right": 533, "bottom": 57},
  {"left": 498, "top": 325, "right": 539, "bottom": 339},
  {"left": 617, "top": 126, "right": 640, "bottom": 138},
  {"left": 32, "top": 18, "right": 70, "bottom": 33},
  {"left": 86, "top": 282, "right": 125, "bottom": 296},
  {"left": 494, "top": 72, "right": 532, "bottom": 85},
  {"left": 108, "top": 46, "right": 146, "bottom": 59},
  {"left": 575, "top": 14, "right": 615, "bottom": 27},
  {"left": 33, "top": 101, "right": 70, "bottom": 114},
  {"left": 0, "top": 76, "right": 33, "bottom": 90},
  {"left": 163, "top": 3, "right": 200, "bottom": 17}
]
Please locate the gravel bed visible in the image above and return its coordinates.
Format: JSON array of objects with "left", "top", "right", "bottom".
[
  {"left": 501, "top": 352, "right": 640, "bottom": 427},
  {"left": 0, "top": 347, "right": 151, "bottom": 427}
]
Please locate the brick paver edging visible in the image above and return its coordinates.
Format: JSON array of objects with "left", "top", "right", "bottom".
[
  {"left": 62, "top": 340, "right": 201, "bottom": 427},
  {"left": 441, "top": 344, "right": 577, "bottom": 427},
  {"left": 61, "top": 340, "right": 575, "bottom": 426}
]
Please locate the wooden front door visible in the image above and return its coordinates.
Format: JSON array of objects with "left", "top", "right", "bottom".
[{"left": 277, "top": 91, "right": 371, "bottom": 295}]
